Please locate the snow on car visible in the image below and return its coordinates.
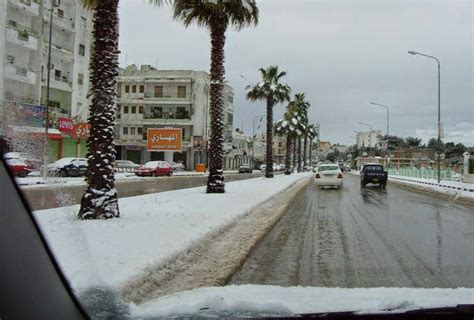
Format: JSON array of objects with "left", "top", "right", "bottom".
[
  {"left": 135, "top": 161, "right": 173, "bottom": 177},
  {"left": 47, "top": 158, "right": 88, "bottom": 177},
  {"left": 6, "top": 158, "right": 33, "bottom": 177}
]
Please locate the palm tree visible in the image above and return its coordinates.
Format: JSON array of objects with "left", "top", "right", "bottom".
[
  {"left": 171, "top": 0, "right": 258, "bottom": 193},
  {"left": 247, "top": 66, "right": 291, "bottom": 178},
  {"left": 292, "top": 93, "right": 309, "bottom": 172},
  {"left": 78, "top": 0, "right": 121, "bottom": 219},
  {"left": 306, "top": 124, "right": 317, "bottom": 168},
  {"left": 274, "top": 104, "right": 297, "bottom": 175}
]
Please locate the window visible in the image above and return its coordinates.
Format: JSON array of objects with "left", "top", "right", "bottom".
[
  {"left": 152, "top": 106, "right": 162, "bottom": 119},
  {"left": 132, "top": 85, "right": 136, "bottom": 93},
  {"left": 177, "top": 86, "right": 186, "bottom": 98},
  {"left": 139, "top": 85, "right": 144, "bottom": 93},
  {"left": 137, "top": 127, "right": 143, "bottom": 135},
  {"left": 154, "top": 86, "right": 163, "bottom": 97},
  {"left": 7, "top": 55, "right": 15, "bottom": 64},
  {"left": 131, "top": 106, "right": 136, "bottom": 114},
  {"left": 122, "top": 127, "right": 128, "bottom": 135},
  {"left": 130, "top": 127, "right": 136, "bottom": 135},
  {"left": 81, "top": 16, "right": 87, "bottom": 28},
  {"left": 79, "top": 44, "right": 85, "bottom": 56},
  {"left": 57, "top": 8, "right": 64, "bottom": 18},
  {"left": 117, "top": 105, "right": 121, "bottom": 114},
  {"left": 54, "top": 70, "right": 61, "bottom": 81},
  {"left": 124, "top": 106, "right": 129, "bottom": 114},
  {"left": 138, "top": 106, "right": 144, "bottom": 114},
  {"left": 125, "top": 85, "right": 130, "bottom": 93},
  {"left": 78, "top": 73, "right": 84, "bottom": 85}
]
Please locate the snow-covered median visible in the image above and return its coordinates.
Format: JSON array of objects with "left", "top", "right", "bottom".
[
  {"left": 33, "top": 173, "right": 310, "bottom": 295},
  {"left": 131, "top": 285, "right": 474, "bottom": 317}
]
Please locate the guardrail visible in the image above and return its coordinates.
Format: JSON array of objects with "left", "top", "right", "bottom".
[
  {"left": 115, "top": 166, "right": 138, "bottom": 173},
  {"left": 387, "top": 167, "right": 461, "bottom": 181}
]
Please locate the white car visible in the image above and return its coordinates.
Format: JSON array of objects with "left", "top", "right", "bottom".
[{"left": 314, "top": 164, "right": 344, "bottom": 189}]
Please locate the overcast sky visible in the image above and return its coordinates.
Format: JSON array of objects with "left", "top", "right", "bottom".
[{"left": 118, "top": 0, "right": 473, "bottom": 146}]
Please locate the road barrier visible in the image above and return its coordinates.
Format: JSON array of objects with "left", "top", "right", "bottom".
[{"left": 387, "top": 167, "right": 461, "bottom": 181}]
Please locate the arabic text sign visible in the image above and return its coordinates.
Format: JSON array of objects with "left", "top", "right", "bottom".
[
  {"left": 147, "top": 128, "right": 182, "bottom": 152},
  {"left": 72, "top": 122, "right": 91, "bottom": 139}
]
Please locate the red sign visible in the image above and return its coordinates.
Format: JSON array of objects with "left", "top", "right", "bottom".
[
  {"left": 72, "top": 122, "right": 91, "bottom": 139},
  {"left": 57, "top": 117, "right": 74, "bottom": 135}
]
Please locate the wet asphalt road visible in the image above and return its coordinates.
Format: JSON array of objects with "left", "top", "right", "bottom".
[
  {"left": 230, "top": 174, "right": 474, "bottom": 288},
  {"left": 23, "top": 172, "right": 265, "bottom": 210}
]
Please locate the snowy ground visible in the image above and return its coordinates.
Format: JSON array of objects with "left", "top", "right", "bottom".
[
  {"left": 349, "top": 170, "right": 474, "bottom": 201},
  {"left": 33, "top": 173, "right": 309, "bottom": 295},
  {"left": 131, "top": 285, "right": 474, "bottom": 317}
]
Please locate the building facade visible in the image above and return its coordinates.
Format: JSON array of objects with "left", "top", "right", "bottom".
[
  {"left": 115, "top": 65, "right": 234, "bottom": 170},
  {"left": 0, "top": 0, "right": 93, "bottom": 159},
  {"left": 356, "top": 130, "right": 382, "bottom": 148}
]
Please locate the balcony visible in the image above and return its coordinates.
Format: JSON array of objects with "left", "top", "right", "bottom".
[
  {"left": 8, "top": 0, "right": 40, "bottom": 16},
  {"left": 49, "top": 42, "right": 74, "bottom": 59},
  {"left": 49, "top": 75, "right": 73, "bottom": 92},
  {"left": 143, "top": 93, "right": 191, "bottom": 104},
  {"left": 51, "top": 9, "right": 75, "bottom": 32},
  {"left": 6, "top": 21, "right": 39, "bottom": 50},
  {"left": 4, "top": 63, "right": 37, "bottom": 85}
]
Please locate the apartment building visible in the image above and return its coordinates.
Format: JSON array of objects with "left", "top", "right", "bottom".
[
  {"left": 0, "top": 0, "right": 93, "bottom": 158},
  {"left": 115, "top": 65, "right": 234, "bottom": 170},
  {"left": 356, "top": 130, "right": 383, "bottom": 148}
]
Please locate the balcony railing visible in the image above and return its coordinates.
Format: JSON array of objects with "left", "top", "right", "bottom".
[{"left": 9, "top": 0, "right": 40, "bottom": 16}]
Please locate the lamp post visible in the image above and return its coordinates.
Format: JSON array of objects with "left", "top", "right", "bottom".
[
  {"left": 42, "top": 0, "right": 54, "bottom": 179},
  {"left": 408, "top": 50, "right": 441, "bottom": 183},
  {"left": 252, "top": 114, "right": 264, "bottom": 166},
  {"left": 370, "top": 102, "right": 390, "bottom": 137},
  {"left": 359, "top": 122, "right": 373, "bottom": 156}
]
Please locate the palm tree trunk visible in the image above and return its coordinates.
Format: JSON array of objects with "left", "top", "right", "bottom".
[
  {"left": 78, "top": 0, "right": 119, "bottom": 219},
  {"left": 303, "top": 133, "right": 308, "bottom": 171},
  {"left": 292, "top": 138, "right": 297, "bottom": 171},
  {"left": 265, "top": 97, "right": 274, "bottom": 178},
  {"left": 206, "top": 14, "right": 227, "bottom": 193},
  {"left": 285, "top": 135, "right": 291, "bottom": 174},
  {"left": 297, "top": 137, "right": 302, "bottom": 172}
]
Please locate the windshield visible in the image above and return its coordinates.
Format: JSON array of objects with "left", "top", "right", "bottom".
[{"left": 1, "top": 0, "right": 472, "bottom": 318}]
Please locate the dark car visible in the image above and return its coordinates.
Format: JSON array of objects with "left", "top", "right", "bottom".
[
  {"left": 360, "top": 163, "right": 388, "bottom": 188},
  {"left": 47, "top": 158, "right": 88, "bottom": 177},
  {"left": 238, "top": 164, "right": 252, "bottom": 174}
]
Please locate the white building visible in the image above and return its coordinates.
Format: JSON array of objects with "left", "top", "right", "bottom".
[
  {"left": 115, "top": 65, "right": 234, "bottom": 170},
  {"left": 356, "top": 130, "right": 382, "bottom": 148},
  {"left": 0, "top": 0, "right": 93, "bottom": 135}
]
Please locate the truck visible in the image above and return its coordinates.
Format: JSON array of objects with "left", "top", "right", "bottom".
[{"left": 360, "top": 163, "right": 388, "bottom": 188}]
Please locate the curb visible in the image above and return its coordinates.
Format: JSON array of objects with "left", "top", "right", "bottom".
[
  {"left": 388, "top": 176, "right": 474, "bottom": 192},
  {"left": 121, "top": 175, "right": 312, "bottom": 304}
]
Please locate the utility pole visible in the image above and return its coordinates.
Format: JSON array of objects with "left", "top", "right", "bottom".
[{"left": 42, "top": 0, "right": 54, "bottom": 179}]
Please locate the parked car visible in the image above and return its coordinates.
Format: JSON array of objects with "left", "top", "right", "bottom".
[
  {"left": 6, "top": 158, "right": 33, "bottom": 177},
  {"left": 3, "top": 152, "right": 40, "bottom": 169},
  {"left": 135, "top": 161, "right": 173, "bottom": 177},
  {"left": 259, "top": 164, "right": 266, "bottom": 172},
  {"left": 314, "top": 164, "right": 344, "bottom": 189},
  {"left": 239, "top": 164, "right": 252, "bottom": 174},
  {"left": 360, "top": 163, "right": 388, "bottom": 188},
  {"left": 115, "top": 160, "right": 141, "bottom": 169},
  {"left": 170, "top": 162, "right": 185, "bottom": 172},
  {"left": 47, "top": 158, "right": 88, "bottom": 177}
]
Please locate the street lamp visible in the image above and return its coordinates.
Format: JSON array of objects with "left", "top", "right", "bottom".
[
  {"left": 408, "top": 50, "right": 441, "bottom": 183},
  {"left": 359, "top": 122, "right": 373, "bottom": 156},
  {"left": 370, "top": 102, "right": 390, "bottom": 137},
  {"left": 251, "top": 114, "right": 264, "bottom": 165}
]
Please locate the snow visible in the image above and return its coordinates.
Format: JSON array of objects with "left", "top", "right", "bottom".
[
  {"left": 33, "top": 173, "right": 309, "bottom": 294},
  {"left": 132, "top": 286, "right": 474, "bottom": 317}
]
